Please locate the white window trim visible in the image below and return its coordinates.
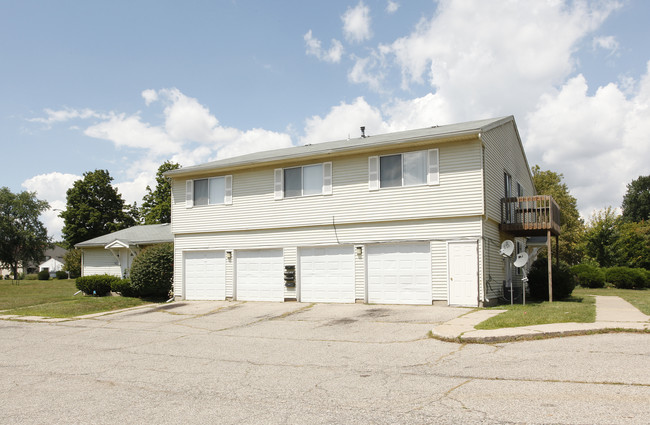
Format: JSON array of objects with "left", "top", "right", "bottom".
[
  {"left": 187, "top": 175, "right": 233, "bottom": 207},
  {"left": 276, "top": 162, "right": 332, "bottom": 199},
  {"left": 370, "top": 149, "right": 439, "bottom": 190}
]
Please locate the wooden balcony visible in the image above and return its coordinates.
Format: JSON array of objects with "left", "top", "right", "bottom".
[{"left": 499, "top": 195, "right": 561, "bottom": 236}]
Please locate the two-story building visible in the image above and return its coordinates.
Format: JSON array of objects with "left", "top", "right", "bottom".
[{"left": 165, "top": 116, "right": 559, "bottom": 307}]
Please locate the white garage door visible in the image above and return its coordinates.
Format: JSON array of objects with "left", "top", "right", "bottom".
[
  {"left": 367, "top": 242, "right": 431, "bottom": 305},
  {"left": 299, "top": 245, "right": 355, "bottom": 303},
  {"left": 235, "top": 249, "right": 284, "bottom": 301},
  {"left": 184, "top": 251, "right": 226, "bottom": 300}
]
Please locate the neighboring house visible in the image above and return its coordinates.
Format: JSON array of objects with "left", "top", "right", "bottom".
[
  {"left": 165, "top": 116, "right": 560, "bottom": 307},
  {"left": 1, "top": 244, "right": 67, "bottom": 279},
  {"left": 39, "top": 257, "right": 65, "bottom": 277},
  {"left": 75, "top": 224, "right": 173, "bottom": 278}
]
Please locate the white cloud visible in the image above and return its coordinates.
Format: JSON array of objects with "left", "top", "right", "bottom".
[
  {"left": 301, "top": 97, "right": 388, "bottom": 144},
  {"left": 141, "top": 89, "right": 158, "bottom": 105},
  {"left": 386, "top": 1, "right": 399, "bottom": 14},
  {"left": 84, "top": 112, "right": 179, "bottom": 155},
  {"left": 525, "top": 64, "right": 650, "bottom": 218},
  {"left": 342, "top": 1, "right": 372, "bottom": 43},
  {"left": 348, "top": 55, "right": 384, "bottom": 91},
  {"left": 592, "top": 35, "right": 619, "bottom": 55},
  {"left": 28, "top": 108, "right": 108, "bottom": 126},
  {"left": 21, "top": 172, "right": 82, "bottom": 239},
  {"left": 355, "top": 0, "right": 619, "bottom": 121},
  {"left": 303, "top": 30, "right": 344, "bottom": 63}
]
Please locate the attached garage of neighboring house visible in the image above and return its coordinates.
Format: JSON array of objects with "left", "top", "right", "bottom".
[{"left": 76, "top": 224, "right": 173, "bottom": 279}]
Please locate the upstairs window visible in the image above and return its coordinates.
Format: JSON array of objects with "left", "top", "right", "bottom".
[
  {"left": 185, "top": 176, "right": 232, "bottom": 208},
  {"left": 369, "top": 149, "right": 438, "bottom": 191},
  {"left": 275, "top": 163, "right": 332, "bottom": 199}
]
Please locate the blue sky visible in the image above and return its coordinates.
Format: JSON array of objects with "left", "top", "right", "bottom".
[{"left": 1, "top": 0, "right": 649, "bottom": 239}]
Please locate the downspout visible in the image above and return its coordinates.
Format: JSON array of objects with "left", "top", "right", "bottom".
[{"left": 478, "top": 132, "right": 488, "bottom": 306}]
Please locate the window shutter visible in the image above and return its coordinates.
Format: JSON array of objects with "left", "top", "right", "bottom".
[
  {"left": 322, "top": 162, "right": 332, "bottom": 195},
  {"left": 427, "top": 149, "right": 439, "bottom": 185},
  {"left": 274, "top": 168, "right": 284, "bottom": 200},
  {"left": 185, "top": 180, "right": 194, "bottom": 208},
  {"left": 368, "top": 156, "right": 379, "bottom": 191},
  {"left": 224, "top": 175, "right": 233, "bottom": 205}
]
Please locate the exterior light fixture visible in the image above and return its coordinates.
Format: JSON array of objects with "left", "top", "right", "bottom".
[
  {"left": 355, "top": 246, "right": 363, "bottom": 256},
  {"left": 226, "top": 251, "right": 232, "bottom": 260}
]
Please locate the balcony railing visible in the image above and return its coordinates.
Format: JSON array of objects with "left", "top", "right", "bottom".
[{"left": 500, "top": 195, "right": 561, "bottom": 236}]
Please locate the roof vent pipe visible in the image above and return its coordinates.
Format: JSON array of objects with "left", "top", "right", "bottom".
[{"left": 360, "top": 126, "right": 366, "bottom": 138}]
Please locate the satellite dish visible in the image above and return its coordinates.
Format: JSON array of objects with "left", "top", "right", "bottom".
[
  {"left": 514, "top": 252, "right": 529, "bottom": 268},
  {"left": 500, "top": 240, "right": 515, "bottom": 257}
]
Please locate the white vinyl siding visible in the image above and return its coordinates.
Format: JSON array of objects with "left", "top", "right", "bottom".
[
  {"left": 82, "top": 248, "right": 121, "bottom": 277},
  {"left": 482, "top": 121, "right": 535, "bottom": 223},
  {"left": 171, "top": 141, "right": 483, "bottom": 235}
]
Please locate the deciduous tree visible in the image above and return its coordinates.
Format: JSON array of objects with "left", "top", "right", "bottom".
[
  {"left": 140, "top": 161, "right": 181, "bottom": 224},
  {"left": 621, "top": 175, "right": 650, "bottom": 222},
  {"left": 531, "top": 166, "right": 584, "bottom": 264},
  {"left": 0, "top": 187, "right": 50, "bottom": 280},
  {"left": 583, "top": 207, "right": 619, "bottom": 267},
  {"left": 61, "top": 170, "right": 135, "bottom": 247}
]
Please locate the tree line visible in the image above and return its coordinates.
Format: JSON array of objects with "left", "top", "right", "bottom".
[
  {"left": 533, "top": 170, "right": 649, "bottom": 270},
  {"left": 0, "top": 161, "right": 179, "bottom": 279}
]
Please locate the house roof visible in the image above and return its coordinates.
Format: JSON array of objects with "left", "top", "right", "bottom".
[
  {"left": 75, "top": 224, "right": 173, "bottom": 248},
  {"left": 165, "top": 116, "right": 514, "bottom": 178}
]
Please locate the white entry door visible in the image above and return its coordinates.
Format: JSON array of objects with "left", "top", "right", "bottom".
[
  {"left": 184, "top": 251, "right": 226, "bottom": 300},
  {"left": 448, "top": 241, "right": 479, "bottom": 307},
  {"left": 299, "top": 245, "right": 355, "bottom": 303},
  {"left": 367, "top": 242, "right": 431, "bottom": 305},
  {"left": 235, "top": 249, "right": 284, "bottom": 301}
]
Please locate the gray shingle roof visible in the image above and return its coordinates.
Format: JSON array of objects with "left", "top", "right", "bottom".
[
  {"left": 75, "top": 224, "right": 173, "bottom": 248},
  {"left": 165, "top": 116, "right": 513, "bottom": 178}
]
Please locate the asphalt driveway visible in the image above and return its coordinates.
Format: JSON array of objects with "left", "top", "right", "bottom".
[{"left": 1, "top": 301, "right": 648, "bottom": 424}]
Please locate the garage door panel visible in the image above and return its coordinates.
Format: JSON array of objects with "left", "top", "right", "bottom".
[
  {"left": 367, "top": 243, "right": 431, "bottom": 305},
  {"left": 184, "top": 251, "right": 226, "bottom": 300},
  {"left": 300, "top": 246, "right": 354, "bottom": 303},
  {"left": 236, "top": 249, "right": 284, "bottom": 302}
]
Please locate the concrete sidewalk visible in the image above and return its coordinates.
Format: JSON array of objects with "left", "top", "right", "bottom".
[{"left": 432, "top": 295, "right": 650, "bottom": 343}]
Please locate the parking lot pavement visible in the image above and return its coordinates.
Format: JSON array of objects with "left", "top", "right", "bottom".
[{"left": 1, "top": 301, "right": 649, "bottom": 424}]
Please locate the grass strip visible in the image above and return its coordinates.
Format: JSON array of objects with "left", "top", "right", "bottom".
[{"left": 476, "top": 295, "right": 596, "bottom": 330}]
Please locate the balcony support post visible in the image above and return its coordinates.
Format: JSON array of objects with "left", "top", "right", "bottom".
[{"left": 547, "top": 229, "right": 553, "bottom": 303}]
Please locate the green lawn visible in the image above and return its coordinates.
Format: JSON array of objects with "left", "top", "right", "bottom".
[
  {"left": 573, "top": 286, "right": 650, "bottom": 315},
  {"left": 476, "top": 286, "right": 650, "bottom": 330},
  {"left": 476, "top": 295, "right": 596, "bottom": 330},
  {"left": 0, "top": 279, "right": 149, "bottom": 318}
]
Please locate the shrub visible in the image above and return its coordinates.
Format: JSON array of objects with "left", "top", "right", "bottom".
[
  {"left": 75, "top": 274, "right": 120, "bottom": 296},
  {"left": 63, "top": 249, "right": 82, "bottom": 279},
  {"left": 24, "top": 273, "right": 38, "bottom": 280},
  {"left": 570, "top": 264, "right": 605, "bottom": 288},
  {"left": 111, "top": 278, "right": 139, "bottom": 298},
  {"left": 129, "top": 243, "right": 174, "bottom": 299},
  {"left": 606, "top": 267, "right": 647, "bottom": 289},
  {"left": 37, "top": 270, "right": 50, "bottom": 280},
  {"left": 55, "top": 270, "right": 68, "bottom": 280},
  {"left": 528, "top": 258, "right": 576, "bottom": 301}
]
